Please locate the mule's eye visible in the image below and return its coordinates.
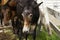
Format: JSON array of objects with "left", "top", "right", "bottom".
[
  {"left": 28, "top": 13, "right": 30, "bottom": 15},
  {"left": 25, "top": 13, "right": 30, "bottom": 15}
]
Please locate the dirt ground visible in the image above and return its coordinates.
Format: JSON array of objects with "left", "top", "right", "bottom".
[{"left": 0, "top": 29, "right": 18, "bottom": 40}]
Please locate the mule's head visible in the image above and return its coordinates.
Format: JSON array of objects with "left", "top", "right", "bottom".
[
  {"left": 22, "top": 1, "right": 43, "bottom": 33},
  {"left": 22, "top": 6, "right": 33, "bottom": 33}
]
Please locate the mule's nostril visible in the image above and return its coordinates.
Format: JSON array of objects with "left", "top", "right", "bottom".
[
  {"left": 23, "top": 30, "right": 29, "bottom": 33},
  {"left": 23, "top": 26, "right": 29, "bottom": 33},
  {"left": 24, "top": 31, "right": 29, "bottom": 34}
]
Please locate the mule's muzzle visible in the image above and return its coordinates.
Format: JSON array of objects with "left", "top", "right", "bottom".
[
  {"left": 23, "top": 26, "right": 29, "bottom": 33},
  {"left": 23, "top": 29, "right": 29, "bottom": 33},
  {"left": 23, "top": 31, "right": 29, "bottom": 34}
]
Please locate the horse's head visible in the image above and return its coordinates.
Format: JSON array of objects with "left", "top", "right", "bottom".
[
  {"left": 8, "top": 0, "right": 16, "bottom": 7},
  {"left": 22, "top": 1, "right": 43, "bottom": 33}
]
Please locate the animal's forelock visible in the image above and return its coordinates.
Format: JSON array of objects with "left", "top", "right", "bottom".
[
  {"left": 25, "top": 10, "right": 29, "bottom": 12},
  {"left": 14, "top": 0, "right": 36, "bottom": 7},
  {"left": 24, "top": 6, "right": 32, "bottom": 11}
]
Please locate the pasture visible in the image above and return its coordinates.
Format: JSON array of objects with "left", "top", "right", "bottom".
[
  {"left": 58, "top": 26, "right": 60, "bottom": 29},
  {"left": 0, "top": 0, "right": 60, "bottom": 40},
  {"left": 0, "top": 26, "right": 60, "bottom": 40}
]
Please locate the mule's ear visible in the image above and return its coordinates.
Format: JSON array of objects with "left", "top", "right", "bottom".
[{"left": 34, "top": 2, "right": 43, "bottom": 8}]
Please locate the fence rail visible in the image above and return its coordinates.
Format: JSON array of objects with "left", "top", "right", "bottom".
[
  {"left": 0, "top": 26, "right": 12, "bottom": 33},
  {"left": 50, "top": 20, "right": 60, "bottom": 36}
]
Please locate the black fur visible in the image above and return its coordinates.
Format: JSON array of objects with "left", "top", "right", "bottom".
[{"left": 16, "top": 0, "right": 40, "bottom": 40}]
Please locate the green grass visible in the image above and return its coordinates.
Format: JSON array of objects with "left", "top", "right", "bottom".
[
  {"left": 0, "top": 28, "right": 60, "bottom": 40},
  {"left": 58, "top": 26, "right": 60, "bottom": 29},
  {"left": 36, "top": 30, "right": 60, "bottom": 40}
]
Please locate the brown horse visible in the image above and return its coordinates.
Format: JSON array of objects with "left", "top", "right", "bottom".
[
  {"left": 1, "top": 0, "right": 16, "bottom": 26},
  {"left": 1, "top": 7, "right": 10, "bottom": 25}
]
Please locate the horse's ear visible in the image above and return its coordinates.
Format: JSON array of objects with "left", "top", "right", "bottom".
[
  {"left": 34, "top": 2, "right": 43, "bottom": 8},
  {"left": 8, "top": 0, "right": 16, "bottom": 7},
  {"left": 1, "top": 0, "right": 9, "bottom": 5}
]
